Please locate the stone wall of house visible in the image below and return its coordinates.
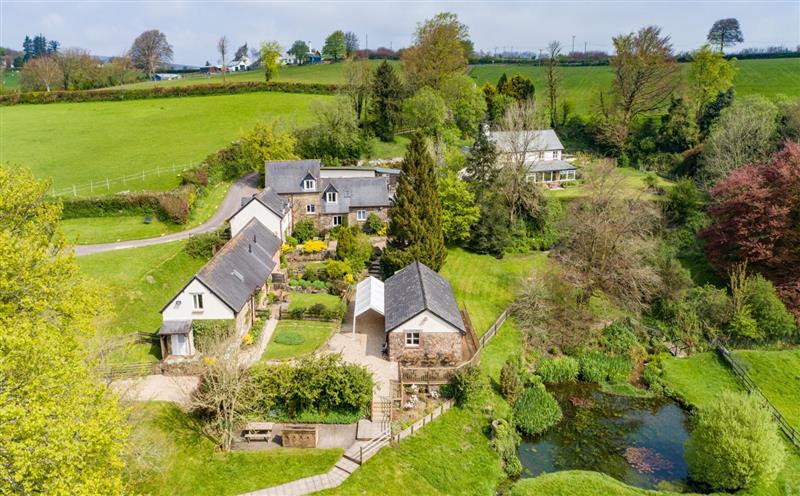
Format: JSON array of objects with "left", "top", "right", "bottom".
[
  {"left": 288, "top": 192, "right": 321, "bottom": 230},
  {"left": 387, "top": 331, "right": 466, "bottom": 367},
  {"left": 235, "top": 299, "right": 253, "bottom": 336},
  {"left": 346, "top": 207, "right": 389, "bottom": 229},
  {"left": 288, "top": 192, "right": 390, "bottom": 233}
]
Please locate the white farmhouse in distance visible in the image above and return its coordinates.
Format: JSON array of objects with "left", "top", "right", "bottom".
[{"left": 488, "top": 129, "right": 577, "bottom": 184}]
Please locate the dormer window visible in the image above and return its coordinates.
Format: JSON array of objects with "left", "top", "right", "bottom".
[
  {"left": 303, "top": 179, "right": 316, "bottom": 191},
  {"left": 326, "top": 191, "right": 338, "bottom": 203}
]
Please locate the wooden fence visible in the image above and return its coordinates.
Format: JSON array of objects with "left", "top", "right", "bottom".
[
  {"left": 715, "top": 341, "right": 800, "bottom": 451},
  {"left": 399, "top": 307, "right": 511, "bottom": 385},
  {"left": 391, "top": 400, "right": 454, "bottom": 443},
  {"left": 99, "top": 361, "right": 161, "bottom": 381}
]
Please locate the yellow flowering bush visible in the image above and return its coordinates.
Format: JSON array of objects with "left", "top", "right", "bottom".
[
  {"left": 280, "top": 243, "right": 293, "bottom": 255},
  {"left": 202, "top": 356, "right": 217, "bottom": 367},
  {"left": 242, "top": 333, "right": 254, "bottom": 346},
  {"left": 303, "top": 240, "right": 327, "bottom": 253}
]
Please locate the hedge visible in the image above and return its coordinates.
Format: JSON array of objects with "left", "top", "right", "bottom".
[
  {"left": 60, "top": 184, "right": 197, "bottom": 224},
  {"left": 1, "top": 80, "right": 343, "bottom": 106}
]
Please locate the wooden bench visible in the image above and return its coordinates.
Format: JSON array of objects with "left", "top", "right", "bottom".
[{"left": 242, "top": 422, "right": 274, "bottom": 443}]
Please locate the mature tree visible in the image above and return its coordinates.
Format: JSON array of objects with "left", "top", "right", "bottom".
[
  {"left": 700, "top": 95, "right": 778, "bottom": 185},
  {"left": 296, "top": 97, "right": 366, "bottom": 166},
  {"left": 698, "top": 86, "right": 734, "bottom": 136},
  {"left": 686, "top": 391, "right": 784, "bottom": 491},
  {"left": 22, "top": 35, "right": 34, "bottom": 61},
  {"left": 343, "top": 56, "right": 373, "bottom": 123},
  {"left": 481, "top": 83, "right": 515, "bottom": 124},
  {"left": 370, "top": 60, "right": 404, "bottom": 141},
  {"left": 287, "top": 40, "right": 309, "bottom": 64},
  {"left": 257, "top": 40, "right": 282, "bottom": 81},
  {"left": 46, "top": 39, "right": 60, "bottom": 54},
  {"left": 217, "top": 36, "right": 229, "bottom": 82},
  {"left": 32, "top": 35, "right": 48, "bottom": 58},
  {"left": 19, "top": 55, "right": 62, "bottom": 91},
  {"left": 402, "top": 12, "right": 470, "bottom": 90},
  {"left": 403, "top": 87, "right": 448, "bottom": 138},
  {"left": 55, "top": 48, "right": 98, "bottom": 90},
  {"left": 0, "top": 166, "right": 128, "bottom": 493},
  {"left": 191, "top": 335, "right": 255, "bottom": 452},
  {"left": 657, "top": 97, "right": 699, "bottom": 152},
  {"left": 701, "top": 142, "right": 800, "bottom": 319},
  {"left": 557, "top": 160, "right": 662, "bottom": 312},
  {"left": 600, "top": 26, "right": 680, "bottom": 153},
  {"left": 440, "top": 74, "right": 487, "bottom": 137},
  {"left": 323, "top": 30, "right": 347, "bottom": 62},
  {"left": 494, "top": 99, "right": 548, "bottom": 224},
  {"left": 707, "top": 18, "right": 744, "bottom": 52},
  {"left": 469, "top": 191, "right": 512, "bottom": 257},
  {"left": 544, "top": 41, "right": 563, "bottom": 128},
  {"left": 439, "top": 171, "right": 480, "bottom": 244},
  {"left": 688, "top": 45, "right": 737, "bottom": 121},
  {"left": 130, "top": 29, "right": 173, "bottom": 79},
  {"left": 500, "top": 74, "right": 535, "bottom": 101},
  {"left": 383, "top": 133, "right": 447, "bottom": 274},
  {"left": 344, "top": 31, "right": 359, "bottom": 56},
  {"left": 234, "top": 42, "right": 248, "bottom": 61},
  {"left": 463, "top": 124, "right": 499, "bottom": 190}
]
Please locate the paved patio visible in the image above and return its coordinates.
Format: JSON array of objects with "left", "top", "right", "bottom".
[
  {"left": 111, "top": 374, "right": 199, "bottom": 407},
  {"left": 233, "top": 422, "right": 358, "bottom": 451},
  {"left": 325, "top": 301, "right": 397, "bottom": 399}
]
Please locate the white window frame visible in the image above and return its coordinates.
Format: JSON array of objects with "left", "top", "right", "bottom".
[
  {"left": 332, "top": 215, "right": 343, "bottom": 227},
  {"left": 303, "top": 179, "right": 316, "bottom": 191},
  {"left": 191, "top": 293, "right": 204, "bottom": 311},
  {"left": 306, "top": 204, "right": 316, "bottom": 214},
  {"left": 356, "top": 210, "right": 367, "bottom": 221},
  {"left": 405, "top": 331, "right": 420, "bottom": 347},
  {"left": 326, "top": 191, "right": 338, "bottom": 203}
]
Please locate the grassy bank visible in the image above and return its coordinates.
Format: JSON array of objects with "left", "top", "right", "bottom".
[
  {"left": 0, "top": 92, "right": 327, "bottom": 193},
  {"left": 130, "top": 402, "right": 341, "bottom": 496},
  {"left": 469, "top": 58, "right": 800, "bottom": 115},
  {"left": 732, "top": 349, "right": 800, "bottom": 428}
]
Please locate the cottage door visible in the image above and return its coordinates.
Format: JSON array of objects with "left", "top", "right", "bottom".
[{"left": 172, "top": 334, "right": 188, "bottom": 356}]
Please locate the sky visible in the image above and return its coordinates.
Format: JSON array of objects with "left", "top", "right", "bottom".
[{"left": 1, "top": 1, "right": 799, "bottom": 66}]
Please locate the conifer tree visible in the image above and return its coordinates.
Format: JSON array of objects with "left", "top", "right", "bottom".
[
  {"left": 383, "top": 133, "right": 447, "bottom": 275},
  {"left": 371, "top": 60, "right": 404, "bottom": 142},
  {"left": 463, "top": 124, "right": 499, "bottom": 191},
  {"left": 496, "top": 72, "right": 508, "bottom": 93}
]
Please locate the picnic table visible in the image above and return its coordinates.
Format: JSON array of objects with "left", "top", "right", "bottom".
[{"left": 242, "top": 422, "right": 274, "bottom": 443}]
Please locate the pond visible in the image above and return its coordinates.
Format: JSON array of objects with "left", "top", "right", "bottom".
[{"left": 518, "top": 382, "right": 692, "bottom": 490}]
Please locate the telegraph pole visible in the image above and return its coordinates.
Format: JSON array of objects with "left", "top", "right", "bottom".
[
  {"left": 572, "top": 35, "right": 575, "bottom": 54},
  {"left": 584, "top": 41, "right": 587, "bottom": 54}
]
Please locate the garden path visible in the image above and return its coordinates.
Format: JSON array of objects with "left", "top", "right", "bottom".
[
  {"left": 74, "top": 172, "right": 260, "bottom": 256},
  {"left": 111, "top": 375, "right": 199, "bottom": 407},
  {"left": 239, "top": 306, "right": 280, "bottom": 368}
]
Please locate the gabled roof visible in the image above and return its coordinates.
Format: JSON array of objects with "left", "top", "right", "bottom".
[
  {"left": 232, "top": 186, "right": 289, "bottom": 222},
  {"left": 355, "top": 276, "right": 384, "bottom": 317},
  {"left": 528, "top": 159, "right": 577, "bottom": 173},
  {"left": 266, "top": 159, "right": 322, "bottom": 194},
  {"left": 194, "top": 218, "right": 281, "bottom": 312},
  {"left": 489, "top": 129, "right": 565, "bottom": 153},
  {"left": 384, "top": 262, "right": 465, "bottom": 334}
]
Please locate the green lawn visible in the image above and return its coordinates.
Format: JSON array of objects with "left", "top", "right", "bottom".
[
  {"left": 77, "top": 241, "right": 205, "bottom": 361},
  {"left": 2, "top": 69, "right": 19, "bottom": 90},
  {"left": 260, "top": 320, "right": 337, "bottom": 361},
  {"left": 110, "top": 60, "right": 402, "bottom": 90},
  {"left": 548, "top": 167, "right": 672, "bottom": 203},
  {"left": 661, "top": 352, "right": 800, "bottom": 496},
  {"left": 130, "top": 401, "right": 341, "bottom": 496},
  {"left": 0, "top": 92, "right": 328, "bottom": 194},
  {"left": 510, "top": 470, "right": 684, "bottom": 496},
  {"left": 732, "top": 349, "right": 800, "bottom": 429},
  {"left": 62, "top": 180, "right": 231, "bottom": 244},
  {"left": 440, "top": 247, "right": 547, "bottom": 333},
  {"left": 368, "top": 135, "right": 410, "bottom": 159},
  {"left": 287, "top": 291, "right": 342, "bottom": 312},
  {"left": 469, "top": 58, "right": 800, "bottom": 115}
]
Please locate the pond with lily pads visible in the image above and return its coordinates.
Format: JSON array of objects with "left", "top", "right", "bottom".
[{"left": 518, "top": 382, "right": 693, "bottom": 491}]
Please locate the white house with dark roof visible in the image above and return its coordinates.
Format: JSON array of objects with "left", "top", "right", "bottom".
[
  {"left": 265, "top": 159, "right": 394, "bottom": 232},
  {"left": 488, "top": 128, "right": 577, "bottom": 184},
  {"left": 158, "top": 218, "right": 281, "bottom": 358},
  {"left": 228, "top": 186, "right": 291, "bottom": 241},
  {"left": 353, "top": 262, "right": 478, "bottom": 367}
]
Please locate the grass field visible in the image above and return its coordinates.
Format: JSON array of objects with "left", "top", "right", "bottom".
[
  {"left": 2, "top": 69, "right": 19, "bottom": 90},
  {"left": 260, "top": 320, "right": 337, "bottom": 361},
  {"left": 62, "top": 180, "right": 231, "bottom": 244},
  {"left": 0, "top": 92, "right": 328, "bottom": 194},
  {"left": 110, "top": 60, "right": 401, "bottom": 90},
  {"left": 469, "top": 58, "right": 800, "bottom": 115},
  {"left": 732, "top": 349, "right": 800, "bottom": 429},
  {"left": 130, "top": 401, "right": 342, "bottom": 496},
  {"left": 77, "top": 241, "right": 204, "bottom": 361}
]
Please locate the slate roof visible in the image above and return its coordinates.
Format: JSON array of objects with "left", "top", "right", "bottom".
[
  {"left": 489, "top": 129, "right": 565, "bottom": 153},
  {"left": 195, "top": 218, "right": 281, "bottom": 312},
  {"left": 320, "top": 177, "right": 392, "bottom": 214},
  {"left": 265, "top": 159, "right": 322, "bottom": 194},
  {"left": 237, "top": 186, "right": 289, "bottom": 217},
  {"left": 528, "top": 159, "right": 577, "bottom": 173},
  {"left": 384, "top": 262, "right": 466, "bottom": 334},
  {"left": 158, "top": 320, "right": 192, "bottom": 336}
]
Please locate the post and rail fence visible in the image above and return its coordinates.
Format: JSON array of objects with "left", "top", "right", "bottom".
[
  {"left": 715, "top": 340, "right": 800, "bottom": 451},
  {"left": 49, "top": 162, "right": 195, "bottom": 197}
]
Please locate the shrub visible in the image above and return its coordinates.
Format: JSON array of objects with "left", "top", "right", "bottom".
[
  {"left": 307, "top": 303, "right": 327, "bottom": 316},
  {"left": 184, "top": 230, "right": 225, "bottom": 259},
  {"left": 60, "top": 184, "right": 197, "bottom": 224},
  {"left": 285, "top": 235, "right": 298, "bottom": 247},
  {"left": 536, "top": 356, "right": 579, "bottom": 384},
  {"left": 686, "top": 391, "right": 785, "bottom": 491},
  {"left": 599, "top": 321, "right": 639, "bottom": 357},
  {"left": 364, "top": 213, "right": 386, "bottom": 235},
  {"left": 743, "top": 274, "right": 797, "bottom": 340},
  {"left": 513, "top": 385, "right": 563, "bottom": 436},
  {"left": 289, "top": 307, "right": 306, "bottom": 319},
  {"left": 325, "top": 259, "right": 352, "bottom": 282},
  {"left": 192, "top": 320, "right": 234, "bottom": 352},
  {"left": 499, "top": 359, "right": 524, "bottom": 403},
  {"left": 303, "top": 240, "right": 327, "bottom": 253},
  {"left": 663, "top": 178, "right": 703, "bottom": 225},
  {"left": 274, "top": 331, "right": 305, "bottom": 345},
  {"left": 336, "top": 226, "right": 373, "bottom": 272},
  {"left": 449, "top": 365, "right": 485, "bottom": 406},
  {"left": 292, "top": 219, "right": 318, "bottom": 244},
  {"left": 491, "top": 418, "right": 523, "bottom": 478}
]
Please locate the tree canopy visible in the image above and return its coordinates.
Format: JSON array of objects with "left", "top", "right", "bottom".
[
  {"left": 129, "top": 29, "right": 173, "bottom": 79},
  {"left": 707, "top": 18, "right": 744, "bottom": 52},
  {"left": 402, "top": 12, "right": 471, "bottom": 90},
  {"left": 322, "top": 30, "right": 347, "bottom": 62}
]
